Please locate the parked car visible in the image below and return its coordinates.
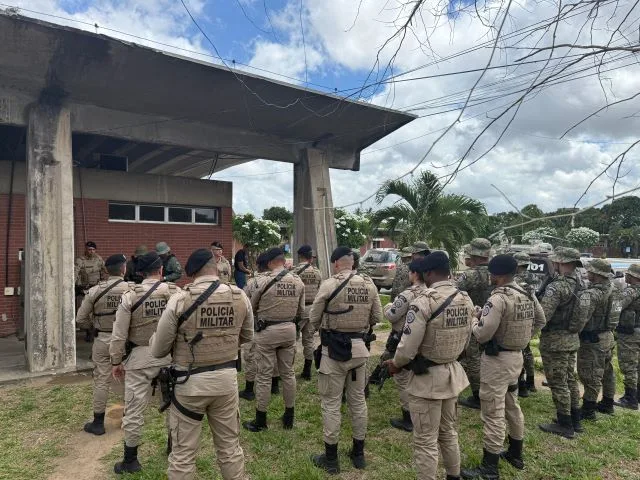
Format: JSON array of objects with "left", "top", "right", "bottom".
[{"left": 359, "top": 248, "right": 400, "bottom": 290}]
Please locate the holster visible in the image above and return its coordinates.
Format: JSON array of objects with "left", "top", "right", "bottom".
[
  {"left": 404, "top": 354, "right": 433, "bottom": 375},
  {"left": 157, "top": 367, "right": 174, "bottom": 413},
  {"left": 385, "top": 330, "right": 402, "bottom": 355},
  {"left": 313, "top": 344, "right": 322, "bottom": 370},
  {"left": 481, "top": 338, "right": 500, "bottom": 356},
  {"left": 124, "top": 340, "right": 138, "bottom": 360},
  {"left": 320, "top": 329, "right": 353, "bottom": 362},
  {"left": 579, "top": 330, "right": 600, "bottom": 343},
  {"left": 255, "top": 318, "right": 267, "bottom": 332},
  {"left": 363, "top": 329, "right": 376, "bottom": 352}
]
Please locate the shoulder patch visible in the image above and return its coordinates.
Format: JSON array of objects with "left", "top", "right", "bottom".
[
  {"left": 409, "top": 305, "right": 420, "bottom": 313},
  {"left": 394, "top": 296, "right": 406, "bottom": 308},
  {"left": 406, "top": 310, "right": 416, "bottom": 324},
  {"left": 403, "top": 325, "right": 412, "bottom": 336},
  {"left": 481, "top": 301, "right": 493, "bottom": 317},
  {"left": 544, "top": 286, "right": 556, "bottom": 297}
]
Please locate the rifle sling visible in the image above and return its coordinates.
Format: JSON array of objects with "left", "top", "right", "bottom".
[
  {"left": 130, "top": 281, "right": 163, "bottom": 314},
  {"left": 504, "top": 284, "right": 533, "bottom": 301},
  {"left": 295, "top": 263, "right": 312, "bottom": 275},
  {"left": 427, "top": 290, "right": 460, "bottom": 322},
  {"left": 92, "top": 279, "right": 125, "bottom": 316},
  {"left": 324, "top": 273, "right": 355, "bottom": 313},
  {"left": 177, "top": 281, "right": 221, "bottom": 329},
  {"left": 255, "top": 269, "right": 290, "bottom": 310}
]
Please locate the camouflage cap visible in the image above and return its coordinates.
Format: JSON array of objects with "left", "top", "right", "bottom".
[
  {"left": 549, "top": 247, "right": 582, "bottom": 265},
  {"left": 468, "top": 238, "right": 491, "bottom": 257},
  {"left": 155, "top": 241, "right": 171, "bottom": 255},
  {"left": 626, "top": 264, "right": 640, "bottom": 280},
  {"left": 134, "top": 244, "right": 148, "bottom": 257},
  {"left": 411, "top": 241, "right": 431, "bottom": 254},
  {"left": 400, "top": 247, "right": 414, "bottom": 258},
  {"left": 585, "top": 258, "right": 613, "bottom": 278},
  {"left": 513, "top": 251, "right": 531, "bottom": 266}
]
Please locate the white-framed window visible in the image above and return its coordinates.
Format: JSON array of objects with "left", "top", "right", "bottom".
[{"left": 108, "top": 202, "right": 220, "bottom": 225}]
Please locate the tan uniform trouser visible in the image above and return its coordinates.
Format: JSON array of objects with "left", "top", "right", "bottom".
[
  {"left": 243, "top": 341, "right": 279, "bottom": 383},
  {"left": 394, "top": 369, "right": 411, "bottom": 411},
  {"left": 255, "top": 334, "right": 296, "bottom": 411},
  {"left": 298, "top": 315, "right": 315, "bottom": 361},
  {"left": 92, "top": 338, "right": 114, "bottom": 413},
  {"left": 123, "top": 365, "right": 164, "bottom": 447},
  {"left": 409, "top": 395, "right": 460, "bottom": 480},
  {"left": 318, "top": 356, "right": 368, "bottom": 444},
  {"left": 168, "top": 391, "right": 245, "bottom": 480},
  {"left": 479, "top": 352, "right": 524, "bottom": 454}
]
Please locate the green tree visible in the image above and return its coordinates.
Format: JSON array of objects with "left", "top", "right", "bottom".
[
  {"left": 335, "top": 209, "right": 369, "bottom": 249},
  {"left": 262, "top": 206, "right": 293, "bottom": 225},
  {"left": 232, "top": 213, "right": 281, "bottom": 264},
  {"left": 566, "top": 227, "right": 600, "bottom": 250},
  {"left": 370, "top": 170, "right": 486, "bottom": 267}
]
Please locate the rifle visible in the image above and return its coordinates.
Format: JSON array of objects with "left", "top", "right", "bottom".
[
  {"left": 236, "top": 348, "right": 242, "bottom": 372},
  {"left": 377, "top": 363, "right": 391, "bottom": 392}
]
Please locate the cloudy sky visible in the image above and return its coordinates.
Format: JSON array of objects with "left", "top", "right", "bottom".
[{"left": 6, "top": 0, "right": 640, "bottom": 218}]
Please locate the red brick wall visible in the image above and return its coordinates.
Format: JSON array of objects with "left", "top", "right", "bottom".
[{"left": 0, "top": 194, "right": 233, "bottom": 337}]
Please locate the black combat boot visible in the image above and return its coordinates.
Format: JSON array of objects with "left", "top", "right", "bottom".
[
  {"left": 300, "top": 359, "right": 312, "bottom": 380},
  {"left": 83, "top": 412, "right": 106, "bottom": 436},
  {"left": 349, "top": 438, "right": 365, "bottom": 469},
  {"left": 542, "top": 380, "right": 549, "bottom": 387},
  {"left": 539, "top": 412, "right": 575, "bottom": 439},
  {"left": 114, "top": 444, "right": 142, "bottom": 474},
  {"left": 390, "top": 408, "right": 413, "bottom": 432},
  {"left": 597, "top": 397, "right": 615, "bottom": 415},
  {"left": 571, "top": 408, "right": 584, "bottom": 433},
  {"left": 282, "top": 407, "right": 294, "bottom": 430},
  {"left": 581, "top": 399, "right": 597, "bottom": 421},
  {"left": 368, "top": 365, "right": 383, "bottom": 386},
  {"left": 518, "top": 379, "right": 530, "bottom": 398},
  {"left": 459, "top": 391, "right": 481, "bottom": 410},
  {"left": 271, "top": 377, "right": 280, "bottom": 394},
  {"left": 500, "top": 436, "right": 524, "bottom": 469},
  {"left": 311, "top": 442, "right": 340, "bottom": 474},
  {"left": 614, "top": 387, "right": 639, "bottom": 410},
  {"left": 526, "top": 373, "right": 537, "bottom": 393},
  {"left": 461, "top": 449, "right": 500, "bottom": 479},
  {"left": 243, "top": 410, "right": 268, "bottom": 432},
  {"left": 239, "top": 381, "right": 255, "bottom": 401}
]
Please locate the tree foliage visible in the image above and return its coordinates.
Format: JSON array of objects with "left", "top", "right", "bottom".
[
  {"left": 370, "top": 170, "right": 487, "bottom": 267},
  {"left": 232, "top": 213, "right": 281, "bottom": 256},
  {"left": 522, "top": 227, "right": 557, "bottom": 244},
  {"left": 566, "top": 227, "right": 600, "bottom": 250},
  {"left": 262, "top": 206, "right": 293, "bottom": 225},
  {"left": 335, "top": 209, "right": 369, "bottom": 249}
]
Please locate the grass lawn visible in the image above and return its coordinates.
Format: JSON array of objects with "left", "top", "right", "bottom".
[{"left": 1, "top": 342, "right": 638, "bottom": 479}]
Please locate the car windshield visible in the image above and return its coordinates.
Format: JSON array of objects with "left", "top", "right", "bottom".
[{"left": 363, "top": 250, "right": 394, "bottom": 263}]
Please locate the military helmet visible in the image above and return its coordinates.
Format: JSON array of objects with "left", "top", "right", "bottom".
[
  {"left": 134, "top": 245, "right": 148, "bottom": 257},
  {"left": 155, "top": 241, "right": 171, "bottom": 255},
  {"left": 585, "top": 258, "right": 613, "bottom": 278},
  {"left": 626, "top": 264, "right": 640, "bottom": 280},
  {"left": 549, "top": 247, "right": 582, "bottom": 266},
  {"left": 468, "top": 238, "right": 492, "bottom": 258},
  {"left": 400, "top": 246, "right": 413, "bottom": 258},
  {"left": 513, "top": 251, "right": 531, "bottom": 267}
]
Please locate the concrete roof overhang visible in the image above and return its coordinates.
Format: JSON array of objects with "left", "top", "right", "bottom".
[{"left": 0, "top": 12, "right": 416, "bottom": 177}]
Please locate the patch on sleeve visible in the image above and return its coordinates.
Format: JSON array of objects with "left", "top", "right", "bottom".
[
  {"left": 481, "top": 301, "right": 493, "bottom": 317},
  {"left": 544, "top": 286, "right": 556, "bottom": 297},
  {"left": 403, "top": 325, "right": 412, "bottom": 336},
  {"left": 394, "top": 296, "right": 406, "bottom": 308},
  {"left": 406, "top": 310, "right": 416, "bottom": 324},
  {"left": 580, "top": 294, "right": 590, "bottom": 307},
  {"left": 409, "top": 305, "right": 420, "bottom": 313}
]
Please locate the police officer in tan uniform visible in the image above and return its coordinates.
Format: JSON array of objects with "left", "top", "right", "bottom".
[
  {"left": 75, "top": 241, "right": 108, "bottom": 340},
  {"left": 110, "top": 251, "right": 177, "bottom": 474},
  {"left": 77, "top": 254, "right": 133, "bottom": 435},
  {"left": 211, "top": 241, "right": 232, "bottom": 284},
  {"left": 151, "top": 248, "right": 253, "bottom": 480},
  {"left": 294, "top": 244, "right": 323, "bottom": 380},
  {"left": 382, "top": 258, "right": 429, "bottom": 432},
  {"left": 243, "top": 248, "right": 305, "bottom": 431},
  {"left": 309, "top": 246, "right": 382, "bottom": 474},
  {"left": 462, "top": 255, "right": 546, "bottom": 479},
  {"left": 385, "top": 252, "right": 474, "bottom": 480}
]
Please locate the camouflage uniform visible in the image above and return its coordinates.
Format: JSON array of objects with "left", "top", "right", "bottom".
[
  {"left": 614, "top": 264, "right": 640, "bottom": 409},
  {"left": 576, "top": 259, "right": 617, "bottom": 419},
  {"left": 456, "top": 238, "right": 493, "bottom": 408},
  {"left": 537, "top": 248, "right": 586, "bottom": 437},
  {"left": 156, "top": 242, "right": 183, "bottom": 283},
  {"left": 514, "top": 252, "right": 538, "bottom": 396},
  {"left": 391, "top": 262, "right": 411, "bottom": 301}
]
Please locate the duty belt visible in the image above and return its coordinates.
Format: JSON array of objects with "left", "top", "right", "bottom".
[
  {"left": 497, "top": 346, "right": 520, "bottom": 352},
  {"left": 173, "top": 360, "right": 237, "bottom": 378}
]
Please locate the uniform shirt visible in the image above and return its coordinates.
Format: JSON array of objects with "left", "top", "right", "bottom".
[
  {"left": 574, "top": 279, "right": 615, "bottom": 348},
  {"left": 76, "top": 275, "right": 128, "bottom": 344},
  {"left": 216, "top": 256, "right": 232, "bottom": 284},
  {"left": 293, "top": 262, "right": 322, "bottom": 305},
  {"left": 391, "top": 262, "right": 411, "bottom": 300},
  {"left": 539, "top": 272, "right": 583, "bottom": 351},
  {"left": 74, "top": 254, "right": 107, "bottom": 288},
  {"left": 162, "top": 254, "right": 183, "bottom": 283},
  {"left": 110, "top": 278, "right": 175, "bottom": 369},
  {"left": 472, "top": 281, "right": 546, "bottom": 344},
  {"left": 150, "top": 275, "right": 254, "bottom": 396},
  {"left": 393, "top": 280, "right": 470, "bottom": 399},
  {"left": 515, "top": 270, "right": 538, "bottom": 297},
  {"left": 243, "top": 272, "right": 264, "bottom": 300},
  {"left": 619, "top": 284, "right": 640, "bottom": 312},
  {"left": 384, "top": 283, "right": 428, "bottom": 331},
  {"left": 250, "top": 267, "right": 305, "bottom": 320},
  {"left": 457, "top": 264, "right": 492, "bottom": 307},
  {"left": 309, "top": 268, "right": 382, "bottom": 359}
]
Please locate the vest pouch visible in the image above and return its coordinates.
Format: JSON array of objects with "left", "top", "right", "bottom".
[
  {"left": 579, "top": 330, "right": 599, "bottom": 343},
  {"left": 406, "top": 354, "right": 430, "bottom": 375},
  {"left": 321, "top": 330, "right": 352, "bottom": 362},
  {"left": 481, "top": 338, "right": 500, "bottom": 356},
  {"left": 618, "top": 310, "right": 636, "bottom": 331}
]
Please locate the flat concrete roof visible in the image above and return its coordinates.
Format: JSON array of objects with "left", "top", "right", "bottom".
[{"left": 0, "top": 12, "right": 415, "bottom": 176}]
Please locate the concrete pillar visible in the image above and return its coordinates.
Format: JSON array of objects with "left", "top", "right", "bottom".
[
  {"left": 293, "top": 148, "right": 337, "bottom": 279},
  {"left": 25, "top": 103, "right": 76, "bottom": 373}
]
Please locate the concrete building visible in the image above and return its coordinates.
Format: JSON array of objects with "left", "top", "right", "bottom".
[{"left": 0, "top": 12, "right": 414, "bottom": 375}]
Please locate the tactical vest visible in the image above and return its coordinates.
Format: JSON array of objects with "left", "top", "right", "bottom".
[
  {"left": 582, "top": 284, "right": 615, "bottom": 333},
  {"left": 492, "top": 286, "right": 535, "bottom": 350},
  {"left": 92, "top": 280, "right": 133, "bottom": 332},
  {"left": 256, "top": 272, "right": 302, "bottom": 321},
  {"left": 323, "top": 274, "right": 374, "bottom": 333},
  {"left": 79, "top": 257, "right": 102, "bottom": 287},
  {"left": 389, "top": 285, "right": 425, "bottom": 329},
  {"left": 419, "top": 289, "right": 473, "bottom": 364},
  {"left": 128, "top": 282, "right": 177, "bottom": 345},
  {"left": 543, "top": 277, "right": 580, "bottom": 332},
  {"left": 173, "top": 283, "right": 247, "bottom": 367},
  {"left": 465, "top": 266, "right": 494, "bottom": 306},
  {"left": 619, "top": 289, "right": 640, "bottom": 330},
  {"left": 296, "top": 263, "right": 321, "bottom": 304}
]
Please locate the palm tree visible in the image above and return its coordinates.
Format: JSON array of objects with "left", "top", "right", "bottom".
[{"left": 370, "top": 171, "right": 487, "bottom": 267}]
